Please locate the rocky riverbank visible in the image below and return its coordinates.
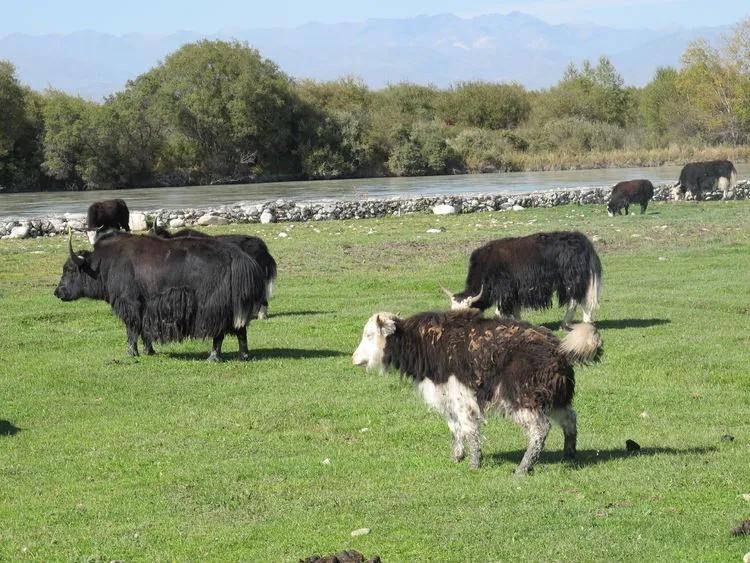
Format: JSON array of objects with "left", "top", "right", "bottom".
[{"left": 2, "top": 181, "right": 748, "bottom": 239}]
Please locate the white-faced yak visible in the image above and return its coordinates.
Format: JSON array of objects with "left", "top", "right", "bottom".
[
  {"left": 86, "top": 199, "right": 130, "bottom": 244},
  {"left": 352, "top": 310, "right": 602, "bottom": 474},
  {"left": 152, "top": 226, "right": 277, "bottom": 320},
  {"left": 673, "top": 159, "right": 738, "bottom": 200},
  {"left": 443, "top": 231, "right": 602, "bottom": 330},
  {"left": 54, "top": 232, "right": 265, "bottom": 360},
  {"left": 607, "top": 179, "right": 654, "bottom": 216}
]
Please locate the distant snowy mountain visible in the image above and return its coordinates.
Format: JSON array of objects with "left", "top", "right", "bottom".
[{"left": 0, "top": 12, "right": 729, "bottom": 100}]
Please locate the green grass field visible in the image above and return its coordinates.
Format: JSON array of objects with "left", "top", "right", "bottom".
[{"left": 1, "top": 201, "right": 749, "bottom": 561}]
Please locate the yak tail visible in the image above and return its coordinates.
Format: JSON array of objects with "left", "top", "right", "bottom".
[
  {"left": 231, "top": 254, "right": 265, "bottom": 329},
  {"left": 559, "top": 323, "right": 602, "bottom": 365},
  {"left": 585, "top": 251, "right": 602, "bottom": 314},
  {"left": 585, "top": 270, "right": 601, "bottom": 315}
]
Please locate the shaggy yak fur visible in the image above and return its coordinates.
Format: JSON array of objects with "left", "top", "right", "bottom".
[
  {"left": 152, "top": 225, "right": 277, "bottom": 319},
  {"left": 445, "top": 231, "right": 602, "bottom": 330},
  {"left": 607, "top": 179, "right": 654, "bottom": 216},
  {"left": 54, "top": 232, "right": 265, "bottom": 360},
  {"left": 352, "top": 309, "right": 603, "bottom": 473},
  {"left": 674, "top": 159, "right": 738, "bottom": 200},
  {"left": 86, "top": 199, "right": 130, "bottom": 241}
]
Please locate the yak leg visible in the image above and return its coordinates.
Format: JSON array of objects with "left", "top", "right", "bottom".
[
  {"left": 624, "top": 204, "right": 629, "bottom": 215},
  {"left": 142, "top": 335, "right": 155, "bottom": 356},
  {"left": 126, "top": 325, "right": 140, "bottom": 357},
  {"left": 513, "top": 409, "right": 551, "bottom": 475},
  {"left": 446, "top": 416, "right": 465, "bottom": 462},
  {"left": 561, "top": 300, "right": 577, "bottom": 331},
  {"left": 450, "top": 379, "right": 483, "bottom": 469},
  {"left": 257, "top": 301, "right": 269, "bottom": 320},
  {"left": 640, "top": 201, "right": 648, "bottom": 214},
  {"left": 550, "top": 407, "right": 578, "bottom": 459},
  {"left": 236, "top": 326, "right": 250, "bottom": 361},
  {"left": 207, "top": 334, "right": 225, "bottom": 362}
]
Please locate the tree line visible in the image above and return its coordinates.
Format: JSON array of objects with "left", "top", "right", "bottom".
[{"left": 1, "top": 20, "right": 749, "bottom": 192}]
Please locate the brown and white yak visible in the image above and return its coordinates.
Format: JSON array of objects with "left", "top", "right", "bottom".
[
  {"left": 443, "top": 231, "right": 602, "bottom": 330},
  {"left": 353, "top": 310, "right": 602, "bottom": 474}
]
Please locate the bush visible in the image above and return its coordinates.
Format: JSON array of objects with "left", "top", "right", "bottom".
[
  {"left": 449, "top": 128, "right": 523, "bottom": 172},
  {"left": 387, "top": 123, "right": 457, "bottom": 176},
  {"left": 528, "top": 117, "right": 625, "bottom": 153},
  {"left": 439, "top": 82, "right": 531, "bottom": 129}
]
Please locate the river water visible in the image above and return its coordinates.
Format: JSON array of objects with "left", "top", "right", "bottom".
[{"left": 1, "top": 164, "right": 747, "bottom": 219}]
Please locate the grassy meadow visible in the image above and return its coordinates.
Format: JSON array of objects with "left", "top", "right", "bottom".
[{"left": 1, "top": 200, "right": 749, "bottom": 561}]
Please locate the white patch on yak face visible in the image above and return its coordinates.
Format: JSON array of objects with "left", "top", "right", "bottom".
[{"left": 352, "top": 313, "right": 397, "bottom": 372}]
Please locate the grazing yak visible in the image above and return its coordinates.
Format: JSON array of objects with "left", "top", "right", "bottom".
[
  {"left": 673, "top": 159, "right": 737, "bottom": 200},
  {"left": 607, "top": 179, "right": 654, "bottom": 216},
  {"left": 86, "top": 199, "right": 130, "bottom": 244},
  {"left": 54, "top": 232, "right": 266, "bottom": 360},
  {"left": 443, "top": 231, "right": 602, "bottom": 330},
  {"left": 352, "top": 310, "right": 603, "bottom": 473},
  {"left": 152, "top": 225, "right": 277, "bottom": 319}
]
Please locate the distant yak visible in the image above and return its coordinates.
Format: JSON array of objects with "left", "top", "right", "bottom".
[
  {"left": 443, "top": 231, "right": 602, "bottom": 330},
  {"left": 607, "top": 179, "right": 654, "bottom": 216},
  {"left": 353, "top": 310, "right": 603, "bottom": 473},
  {"left": 151, "top": 225, "right": 277, "bottom": 320},
  {"left": 86, "top": 199, "right": 130, "bottom": 243},
  {"left": 55, "top": 232, "right": 265, "bottom": 360},
  {"left": 673, "top": 160, "right": 737, "bottom": 200}
]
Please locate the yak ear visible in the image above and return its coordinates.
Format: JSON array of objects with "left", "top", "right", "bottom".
[{"left": 375, "top": 314, "right": 396, "bottom": 336}]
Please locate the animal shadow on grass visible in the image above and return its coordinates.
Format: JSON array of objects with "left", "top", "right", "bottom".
[
  {"left": 0, "top": 420, "right": 21, "bottom": 437},
  {"left": 489, "top": 445, "right": 716, "bottom": 469},
  {"left": 166, "top": 348, "right": 346, "bottom": 361},
  {"left": 540, "top": 318, "right": 670, "bottom": 331}
]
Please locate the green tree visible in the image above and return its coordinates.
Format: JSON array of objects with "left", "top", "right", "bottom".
[
  {"left": 153, "top": 40, "right": 298, "bottom": 183},
  {"left": 0, "top": 61, "right": 47, "bottom": 189},
  {"left": 535, "top": 57, "right": 633, "bottom": 127},
  {"left": 678, "top": 20, "right": 750, "bottom": 144},
  {"left": 439, "top": 82, "right": 531, "bottom": 129},
  {"left": 41, "top": 90, "right": 99, "bottom": 190}
]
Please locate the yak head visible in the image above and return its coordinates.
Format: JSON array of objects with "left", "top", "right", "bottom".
[
  {"left": 53, "top": 231, "right": 99, "bottom": 301},
  {"left": 607, "top": 200, "right": 623, "bottom": 217},
  {"left": 352, "top": 312, "right": 398, "bottom": 372},
  {"left": 441, "top": 285, "right": 484, "bottom": 311}
]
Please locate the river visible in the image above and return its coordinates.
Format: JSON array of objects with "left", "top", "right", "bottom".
[{"left": 1, "top": 164, "right": 748, "bottom": 219}]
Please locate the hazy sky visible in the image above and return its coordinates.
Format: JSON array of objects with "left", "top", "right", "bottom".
[{"left": 2, "top": 0, "right": 748, "bottom": 35}]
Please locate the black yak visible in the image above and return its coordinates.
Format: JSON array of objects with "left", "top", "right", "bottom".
[
  {"left": 673, "top": 160, "right": 738, "bottom": 200},
  {"left": 352, "top": 310, "right": 603, "bottom": 473},
  {"left": 443, "top": 231, "right": 602, "bottom": 330},
  {"left": 54, "top": 232, "right": 265, "bottom": 360},
  {"left": 607, "top": 179, "right": 654, "bottom": 216},
  {"left": 86, "top": 199, "right": 130, "bottom": 243},
  {"left": 151, "top": 225, "right": 277, "bottom": 319}
]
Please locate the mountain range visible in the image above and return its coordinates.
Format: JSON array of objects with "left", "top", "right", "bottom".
[{"left": 0, "top": 12, "right": 729, "bottom": 100}]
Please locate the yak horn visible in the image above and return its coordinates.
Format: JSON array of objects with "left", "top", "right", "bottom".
[
  {"left": 439, "top": 285, "right": 454, "bottom": 299},
  {"left": 68, "top": 228, "right": 85, "bottom": 267},
  {"left": 468, "top": 284, "right": 484, "bottom": 305}
]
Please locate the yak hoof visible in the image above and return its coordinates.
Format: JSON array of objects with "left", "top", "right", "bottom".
[
  {"left": 560, "top": 323, "right": 573, "bottom": 332},
  {"left": 206, "top": 353, "right": 222, "bottom": 362},
  {"left": 514, "top": 466, "right": 532, "bottom": 476},
  {"left": 563, "top": 450, "right": 576, "bottom": 461},
  {"left": 452, "top": 453, "right": 466, "bottom": 463},
  {"left": 127, "top": 348, "right": 139, "bottom": 357},
  {"left": 257, "top": 310, "right": 268, "bottom": 320},
  {"left": 239, "top": 352, "right": 251, "bottom": 361},
  {"left": 143, "top": 347, "right": 155, "bottom": 356}
]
